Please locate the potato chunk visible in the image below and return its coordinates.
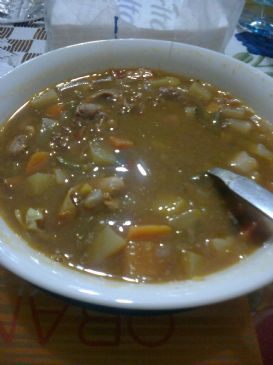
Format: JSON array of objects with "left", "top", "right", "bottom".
[
  {"left": 26, "top": 173, "right": 55, "bottom": 195},
  {"left": 182, "top": 251, "right": 205, "bottom": 278},
  {"left": 189, "top": 82, "right": 212, "bottom": 102},
  {"left": 87, "top": 226, "right": 126, "bottom": 263},
  {"left": 31, "top": 89, "right": 58, "bottom": 108},
  {"left": 230, "top": 151, "right": 258, "bottom": 173}
]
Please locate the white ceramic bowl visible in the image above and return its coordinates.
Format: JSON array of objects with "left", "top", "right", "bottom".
[{"left": 0, "top": 39, "right": 273, "bottom": 311}]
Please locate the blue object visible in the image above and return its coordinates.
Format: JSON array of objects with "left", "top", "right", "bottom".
[
  {"left": 255, "top": 0, "right": 273, "bottom": 5},
  {"left": 114, "top": 16, "right": 119, "bottom": 39},
  {"left": 236, "top": 31, "right": 273, "bottom": 57},
  {"left": 239, "top": 0, "right": 273, "bottom": 38}
]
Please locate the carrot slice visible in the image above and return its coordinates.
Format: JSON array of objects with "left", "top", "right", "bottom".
[
  {"left": 26, "top": 151, "right": 49, "bottom": 175},
  {"left": 127, "top": 225, "right": 172, "bottom": 241},
  {"left": 46, "top": 103, "right": 63, "bottom": 118},
  {"left": 109, "top": 136, "right": 134, "bottom": 149}
]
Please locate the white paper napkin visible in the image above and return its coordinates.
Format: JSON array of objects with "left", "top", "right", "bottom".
[{"left": 46, "top": 0, "right": 245, "bottom": 52}]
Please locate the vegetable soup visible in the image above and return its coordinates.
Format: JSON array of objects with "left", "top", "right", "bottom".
[{"left": 0, "top": 68, "right": 272, "bottom": 283}]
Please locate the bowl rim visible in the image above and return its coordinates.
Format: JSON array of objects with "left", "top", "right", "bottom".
[{"left": 1, "top": 38, "right": 273, "bottom": 311}]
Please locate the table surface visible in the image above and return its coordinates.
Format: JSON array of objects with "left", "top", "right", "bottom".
[{"left": 0, "top": 20, "right": 272, "bottom": 365}]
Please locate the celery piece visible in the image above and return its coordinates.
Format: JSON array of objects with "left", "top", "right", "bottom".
[
  {"left": 89, "top": 142, "right": 116, "bottom": 166},
  {"left": 189, "top": 82, "right": 212, "bottom": 102},
  {"left": 148, "top": 76, "right": 180, "bottom": 88},
  {"left": 83, "top": 189, "right": 103, "bottom": 209},
  {"left": 169, "top": 209, "right": 202, "bottom": 230},
  {"left": 54, "top": 168, "right": 69, "bottom": 184},
  {"left": 31, "top": 89, "right": 59, "bottom": 108},
  {"left": 221, "top": 107, "right": 246, "bottom": 120}
]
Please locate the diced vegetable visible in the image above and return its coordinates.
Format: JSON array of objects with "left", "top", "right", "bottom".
[
  {"left": 188, "top": 82, "right": 212, "bottom": 102},
  {"left": 58, "top": 187, "right": 77, "bottom": 221},
  {"left": 127, "top": 225, "right": 172, "bottom": 241},
  {"left": 260, "top": 118, "right": 273, "bottom": 133},
  {"left": 87, "top": 225, "right": 126, "bottom": 263},
  {"left": 221, "top": 107, "right": 245, "bottom": 120},
  {"left": 182, "top": 251, "right": 205, "bottom": 277},
  {"left": 109, "top": 136, "right": 134, "bottom": 149},
  {"left": 250, "top": 143, "right": 273, "bottom": 161},
  {"left": 210, "top": 236, "right": 234, "bottom": 252},
  {"left": 148, "top": 76, "right": 181, "bottom": 88},
  {"left": 46, "top": 103, "right": 63, "bottom": 118},
  {"left": 230, "top": 151, "right": 258, "bottom": 173},
  {"left": 83, "top": 189, "right": 103, "bottom": 209},
  {"left": 26, "top": 151, "right": 49, "bottom": 175},
  {"left": 31, "top": 89, "right": 59, "bottom": 108},
  {"left": 54, "top": 168, "right": 69, "bottom": 184},
  {"left": 184, "top": 106, "right": 197, "bottom": 119},
  {"left": 25, "top": 208, "right": 44, "bottom": 231},
  {"left": 227, "top": 119, "right": 252, "bottom": 134},
  {"left": 37, "top": 118, "right": 58, "bottom": 145},
  {"left": 26, "top": 173, "right": 55, "bottom": 195},
  {"left": 14, "top": 209, "right": 24, "bottom": 226},
  {"left": 96, "top": 176, "right": 124, "bottom": 193},
  {"left": 80, "top": 183, "right": 93, "bottom": 196},
  {"left": 206, "top": 101, "right": 221, "bottom": 113},
  {"left": 89, "top": 142, "right": 116, "bottom": 166}
]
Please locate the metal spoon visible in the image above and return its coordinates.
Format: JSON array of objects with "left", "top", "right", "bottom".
[{"left": 208, "top": 167, "right": 273, "bottom": 222}]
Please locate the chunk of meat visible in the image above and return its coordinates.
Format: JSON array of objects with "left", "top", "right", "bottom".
[
  {"left": 104, "top": 197, "right": 120, "bottom": 211},
  {"left": 58, "top": 187, "right": 77, "bottom": 221},
  {"left": 51, "top": 133, "right": 70, "bottom": 150},
  {"left": 83, "top": 189, "right": 103, "bottom": 209},
  {"left": 76, "top": 103, "right": 101, "bottom": 119},
  {"left": 96, "top": 176, "right": 125, "bottom": 193},
  {"left": 7, "top": 134, "right": 28, "bottom": 156}
]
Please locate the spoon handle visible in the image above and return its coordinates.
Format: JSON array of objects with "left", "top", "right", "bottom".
[{"left": 208, "top": 168, "right": 273, "bottom": 221}]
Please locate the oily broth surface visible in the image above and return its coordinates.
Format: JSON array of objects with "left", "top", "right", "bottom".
[{"left": 0, "top": 68, "right": 272, "bottom": 283}]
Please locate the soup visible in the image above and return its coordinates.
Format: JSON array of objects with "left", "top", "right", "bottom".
[{"left": 0, "top": 68, "right": 272, "bottom": 283}]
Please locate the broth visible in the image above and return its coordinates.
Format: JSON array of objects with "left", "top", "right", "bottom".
[{"left": 0, "top": 68, "right": 272, "bottom": 283}]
